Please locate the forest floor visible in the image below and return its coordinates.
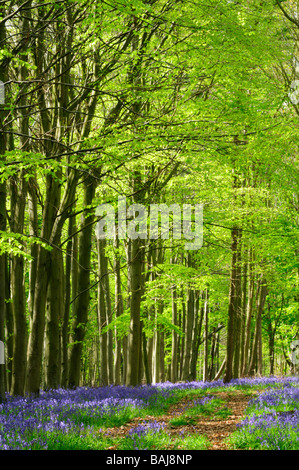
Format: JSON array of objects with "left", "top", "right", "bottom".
[
  {"left": 4, "top": 378, "right": 299, "bottom": 450},
  {"left": 104, "top": 389, "right": 256, "bottom": 450}
]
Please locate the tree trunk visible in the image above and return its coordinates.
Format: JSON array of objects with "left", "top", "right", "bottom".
[
  {"left": 113, "top": 235, "right": 124, "bottom": 385},
  {"left": 5, "top": 258, "right": 13, "bottom": 392},
  {"left": 45, "top": 248, "right": 64, "bottom": 389},
  {"left": 248, "top": 278, "right": 268, "bottom": 376},
  {"left": 97, "top": 238, "right": 109, "bottom": 386},
  {"left": 203, "top": 289, "right": 209, "bottom": 382},
  {"left": 97, "top": 237, "right": 113, "bottom": 384},
  {"left": 182, "top": 255, "right": 195, "bottom": 382},
  {"left": 242, "top": 249, "right": 255, "bottom": 376},
  {"left": 60, "top": 212, "right": 74, "bottom": 387},
  {"left": 10, "top": 173, "right": 27, "bottom": 396},
  {"left": 190, "top": 291, "right": 204, "bottom": 380},
  {"left": 233, "top": 233, "right": 242, "bottom": 378},
  {"left": 171, "top": 286, "right": 178, "bottom": 383},
  {"left": 68, "top": 178, "right": 96, "bottom": 388},
  {"left": 224, "top": 226, "right": 242, "bottom": 383},
  {"left": 126, "top": 237, "right": 144, "bottom": 386}
]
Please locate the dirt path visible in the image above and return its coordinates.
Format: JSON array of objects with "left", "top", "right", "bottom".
[
  {"left": 191, "top": 390, "right": 253, "bottom": 450},
  {"left": 106, "top": 389, "right": 255, "bottom": 450}
]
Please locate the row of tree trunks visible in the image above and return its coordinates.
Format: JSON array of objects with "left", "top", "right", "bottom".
[
  {"left": 224, "top": 230, "right": 269, "bottom": 382},
  {"left": 68, "top": 178, "right": 97, "bottom": 388}
]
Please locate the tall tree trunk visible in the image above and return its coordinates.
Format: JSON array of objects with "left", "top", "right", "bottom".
[
  {"left": 179, "top": 290, "right": 186, "bottom": 381},
  {"left": 224, "top": 226, "right": 242, "bottom": 383},
  {"left": 181, "top": 287, "right": 194, "bottom": 381},
  {"left": 113, "top": 235, "right": 123, "bottom": 385},
  {"left": 248, "top": 277, "right": 267, "bottom": 376},
  {"left": 267, "top": 301, "right": 275, "bottom": 375},
  {"left": 68, "top": 177, "right": 96, "bottom": 388},
  {"left": 10, "top": 173, "right": 27, "bottom": 396},
  {"left": 60, "top": 212, "right": 74, "bottom": 387},
  {"left": 240, "top": 248, "right": 248, "bottom": 376},
  {"left": 233, "top": 233, "right": 242, "bottom": 378},
  {"left": 170, "top": 286, "right": 178, "bottom": 383},
  {"left": 190, "top": 290, "right": 204, "bottom": 380},
  {"left": 45, "top": 248, "right": 64, "bottom": 389},
  {"left": 126, "top": 237, "right": 144, "bottom": 386},
  {"left": 5, "top": 258, "right": 13, "bottom": 392},
  {"left": 182, "top": 255, "right": 195, "bottom": 382},
  {"left": 98, "top": 237, "right": 113, "bottom": 384},
  {"left": 97, "top": 238, "right": 109, "bottom": 386},
  {"left": 27, "top": 177, "right": 39, "bottom": 325},
  {"left": 242, "top": 249, "right": 255, "bottom": 376},
  {"left": 189, "top": 290, "right": 199, "bottom": 381},
  {"left": 203, "top": 289, "right": 209, "bottom": 382}
]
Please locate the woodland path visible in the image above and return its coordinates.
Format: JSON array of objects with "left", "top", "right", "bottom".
[{"left": 106, "top": 389, "right": 256, "bottom": 450}]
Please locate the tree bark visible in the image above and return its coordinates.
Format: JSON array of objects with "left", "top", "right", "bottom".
[
  {"left": 126, "top": 237, "right": 144, "bottom": 386},
  {"left": 203, "top": 289, "right": 209, "bottom": 382},
  {"left": 97, "top": 238, "right": 109, "bottom": 386},
  {"left": 45, "top": 248, "right": 64, "bottom": 389},
  {"left": 68, "top": 178, "right": 96, "bottom": 388},
  {"left": 224, "top": 226, "right": 242, "bottom": 383},
  {"left": 170, "top": 286, "right": 178, "bottom": 383},
  {"left": 248, "top": 277, "right": 268, "bottom": 376},
  {"left": 113, "top": 235, "right": 124, "bottom": 385},
  {"left": 10, "top": 173, "right": 27, "bottom": 396}
]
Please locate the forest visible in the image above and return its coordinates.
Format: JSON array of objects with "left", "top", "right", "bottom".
[{"left": 1, "top": 0, "right": 299, "bottom": 408}]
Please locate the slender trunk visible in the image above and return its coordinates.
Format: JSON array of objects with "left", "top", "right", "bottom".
[
  {"left": 10, "top": 173, "right": 27, "bottom": 396},
  {"left": 190, "top": 291, "right": 204, "bottom": 380},
  {"left": 248, "top": 278, "right": 267, "bottom": 376},
  {"left": 171, "top": 286, "right": 178, "bottom": 383},
  {"left": 179, "top": 290, "right": 186, "bottom": 380},
  {"left": 203, "top": 289, "right": 209, "bottom": 382},
  {"left": 104, "top": 250, "right": 113, "bottom": 384},
  {"left": 242, "top": 249, "right": 255, "bottom": 376},
  {"left": 45, "top": 248, "right": 64, "bottom": 389},
  {"left": 182, "top": 254, "right": 195, "bottom": 381},
  {"left": 126, "top": 238, "right": 144, "bottom": 386},
  {"left": 209, "top": 327, "right": 217, "bottom": 381},
  {"left": 27, "top": 177, "right": 39, "bottom": 324},
  {"left": 214, "top": 357, "right": 226, "bottom": 381},
  {"left": 224, "top": 226, "right": 242, "bottom": 383},
  {"left": 182, "top": 287, "right": 194, "bottom": 381},
  {"left": 267, "top": 303, "right": 275, "bottom": 375},
  {"left": 189, "top": 290, "right": 200, "bottom": 380},
  {"left": 97, "top": 238, "right": 109, "bottom": 386},
  {"left": 97, "top": 237, "right": 113, "bottom": 384},
  {"left": 68, "top": 178, "right": 96, "bottom": 388},
  {"left": 240, "top": 248, "right": 247, "bottom": 375},
  {"left": 159, "top": 327, "right": 165, "bottom": 382},
  {"left": 5, "top": 258, "right": 13, "bottom": 392},
  {"left": 153, "top": 326, "right": 160, "bottom": 384},
  {"left": 113, "top": 235, "right": 123, "bottom": 385},
  {"left": 233, "top": 233, "right": 242, "bottom": 378},
  {"left": 61, "top": 213, "right": 74, "bottom": 387}
]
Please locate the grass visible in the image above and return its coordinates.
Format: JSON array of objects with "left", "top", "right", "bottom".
[{"left": 168, "top": 395, "right": 232, "bottom": 428}]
